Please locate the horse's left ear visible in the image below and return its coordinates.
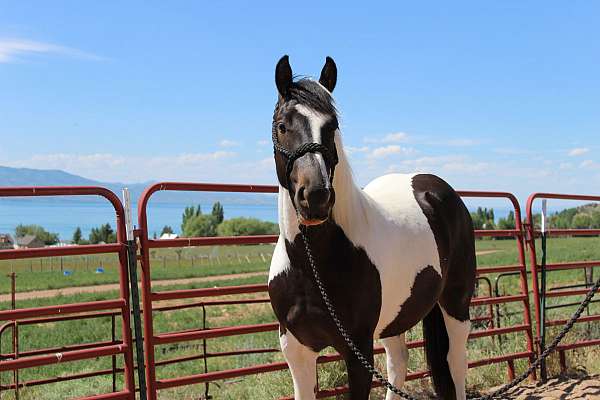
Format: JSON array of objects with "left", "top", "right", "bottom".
[{"left": 319, "top": 56, "right": 337, "bottom": 92}]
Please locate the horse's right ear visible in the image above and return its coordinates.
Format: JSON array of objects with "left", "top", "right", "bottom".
[{"left": 275, "top": 55, "right": 293, "bottom": 98}]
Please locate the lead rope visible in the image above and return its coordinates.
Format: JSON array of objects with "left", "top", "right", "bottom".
[{"left": 299, "top": 225, "right": 600, "bottom": 399}]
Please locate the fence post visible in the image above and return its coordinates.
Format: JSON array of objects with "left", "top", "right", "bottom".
[
  {"left": 539, "top": 199, "right": 548, "bottom": 382},
  {"left": 123, "top": 188, "right": 148, "bottom": 400}
]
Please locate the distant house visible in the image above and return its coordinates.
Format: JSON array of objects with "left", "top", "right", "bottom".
[
  {"left": 16, "top": 235, "right": 45, "bottom": 249},
  {"left": 160, "top": 233, "right": 179, "bottom": 240},
  {"left": 0, "top": 234, "right": 14, "bottom": 249}
]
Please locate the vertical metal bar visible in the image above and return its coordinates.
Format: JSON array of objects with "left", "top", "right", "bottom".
[
  {"left": 111, "top": 314, "right": 117, "bottom": 392},
  {"left": 539, "top": 199, "right": 548, "bottom": 381},
  {"left": 10, "top": 273, "right": 19, "bottom": 400},
  {"left": 123, "top": 188, "right": 148, "bottom": 400},
  {"left": 202, "top": 304, "right": 210, "bottom": 399}
]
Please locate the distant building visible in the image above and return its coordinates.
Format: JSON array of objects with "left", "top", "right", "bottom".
[
  {"left": 16, "top": 235, "right": 45, "bottom": 249},
  {"left": 160, "top": 233, "right": 179, "bottom": 240},
  {"left": 0, "top": 234, "right": 14, "bottom": 249}
]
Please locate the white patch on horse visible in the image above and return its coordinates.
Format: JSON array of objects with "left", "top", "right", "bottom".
[
  {"left": 280, "top": 331, "right": 318, "bottom": 399},
  {"left": 381, "top": 334, "right": 409, "bottom": 400},
  {"left": 330, "top": 133, "right": 441, "bottom": 337},
  {"left": 268, "top": 187, "right": 298, "bottom": 283},
  {"left": 295, "top": 104, "right": 330, "bottom": 188},
  {"left": 441, "top": 307, "right": 470, "bottom": 400},
  {"left": 268, "top": 235, "right": 291, "bottom": 283}
]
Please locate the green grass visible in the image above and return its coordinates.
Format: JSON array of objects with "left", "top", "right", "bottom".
[
  {"left": 0, "top": 244, "right": 275, "bottom": 294},
  {"left": 0, "top": 237, "right": 598, "bottom": 399}
]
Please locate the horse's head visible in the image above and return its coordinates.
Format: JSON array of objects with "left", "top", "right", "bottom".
[{"left": 272, "top": 55, "right": 339, "bottom": 226}]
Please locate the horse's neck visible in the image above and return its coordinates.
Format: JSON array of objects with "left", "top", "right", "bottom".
[{"left": 278, "top": 133, "right": 370, "bottom": 244}]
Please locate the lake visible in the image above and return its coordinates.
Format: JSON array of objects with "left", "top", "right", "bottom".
[
  {"left": 0, "top": 196, "right": 527, "bottom": 242},
  {"left": 0, "top": 198, "right": 279, "bottom": 240}
]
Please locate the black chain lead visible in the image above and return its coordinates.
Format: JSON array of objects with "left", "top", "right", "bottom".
[{"left": 299, "top": 226, "right": 600, "bottom": 400}]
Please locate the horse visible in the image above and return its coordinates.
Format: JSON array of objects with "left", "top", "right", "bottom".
[{"left": 267, "top": 55, "right": 476, "bottom": 400}]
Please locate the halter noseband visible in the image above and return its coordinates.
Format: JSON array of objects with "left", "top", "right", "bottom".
[{"left": 272, "top": 117, "right": 339, "bottom": 192}]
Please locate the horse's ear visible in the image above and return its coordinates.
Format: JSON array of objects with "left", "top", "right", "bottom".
[
  {"left": 275, "top": 55, "right": 293, "bottom": 97},
  {"left": 319, "top": 56, "right": 337, "bottom": 92}
]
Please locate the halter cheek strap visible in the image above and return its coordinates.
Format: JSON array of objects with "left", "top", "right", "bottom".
[{"left": 272, "top": 121, "right": 339, "bottom": 192}]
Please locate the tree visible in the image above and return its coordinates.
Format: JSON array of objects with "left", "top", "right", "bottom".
[
  {"left": 182, "top": 214, "right": 218, "bottom": 237},
  {"left": 89, "top": 223, "right": 117, "bottom": 244},
  {"left": 212, "top": 202, "right": 224, "bottom": 224},
  {"left": 72, "top": 227, "right": 83, "bottom": 244},
  {"left": 217, "top": 217, "right": 279, "bottom": 236},
  {"left": 15, "top": 224, "right": 59, "bottom": 245},
  {"left": 497, "top": 211, "right": 516, "bottom": 230},
  {"left": 161, "top": 225, "right": 174, "bottom": 235},
  {"left": 182, "top": 205, "right": 202, "bottom": 232},
  {"left": 572, "top": 213, "right": 592, "bottom": 229}
]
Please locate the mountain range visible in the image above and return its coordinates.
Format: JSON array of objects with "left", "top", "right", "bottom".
[{"left": 0, "top": 166, "right": 276, "bottom": 205}]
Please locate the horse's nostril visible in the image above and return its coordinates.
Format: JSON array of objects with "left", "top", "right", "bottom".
[
  {"left": 306, "top": 187, "right": 330, "bottom": 209},
  {"left": 297, "top": 186, "right": 309, "bottom": 208}
]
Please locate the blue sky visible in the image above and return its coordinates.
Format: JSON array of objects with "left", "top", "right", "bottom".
[{"left": 1, "top": 1, "right": 599, "bottom": 203}]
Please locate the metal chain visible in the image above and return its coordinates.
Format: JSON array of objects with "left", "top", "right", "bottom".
[{"left": 299, "top": 227, "right": 600, "bottom": 400}]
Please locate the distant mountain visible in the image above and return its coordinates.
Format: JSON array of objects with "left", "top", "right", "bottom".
[
  {"left": 0, "top": 166, "right": 99, "bottom": 186},
  {"left": 0, "top": 166, "right": 276, "bottom": 205}
]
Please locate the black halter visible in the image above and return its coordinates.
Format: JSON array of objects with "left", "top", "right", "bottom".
[{"left": 272, "top": 117, "right": 339, "bottom": 191}]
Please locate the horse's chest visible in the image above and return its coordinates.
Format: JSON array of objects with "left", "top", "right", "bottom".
[{"left": 268, "top": 227, "right": 382, "bottom": 352}]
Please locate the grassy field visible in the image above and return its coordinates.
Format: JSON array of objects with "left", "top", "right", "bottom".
[{"left": 0, "top": 236, "right": 598, "bottom": 399}]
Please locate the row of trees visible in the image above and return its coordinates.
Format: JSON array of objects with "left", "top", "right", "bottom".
[
  {"left": 15, "top": 224, "right": 59, "bottom": 245},
  {"left": 180, "top": 202, "right": 278, "bottom": 237},
  {"left": 470, "top": 208, "right": 516, "bottom": 230},
  {"left": 471, "top": 203, "right": 600, "bottom": 231},
  {"left": 73, "top": 224, "right": 117, "bottom": 244}
]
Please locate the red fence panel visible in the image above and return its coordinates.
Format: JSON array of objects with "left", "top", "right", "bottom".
[
  {"left": 526, "top": 192, "right": 600, "bottom": 373},
  {"left": 136, "top": 183, "right": 536, "bottom": 399},
  {"left": 0, "top": 186, "right": 136, "bottom": 400}
]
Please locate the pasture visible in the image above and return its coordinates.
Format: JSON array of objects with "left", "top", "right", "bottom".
[{"left": 0, "top": 237, "right": 598, "bottom": 399}]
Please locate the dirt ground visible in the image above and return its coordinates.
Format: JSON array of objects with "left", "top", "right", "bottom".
[{"left": 488, "top": 375, "right": 600, "bottom": 399}]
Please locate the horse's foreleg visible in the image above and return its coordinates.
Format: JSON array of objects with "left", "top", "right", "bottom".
[
  {"left": 280, "top": 330, "right": 318, "bottom": 400},
  {"left": 440, "top": 307, "right": 470, "bottom": 400},
  {"left": 381, "top": 334, "right": 409, "bottom": 400},
  {"left": 344, "top": 337, "right": 374, "bottom": 400}
]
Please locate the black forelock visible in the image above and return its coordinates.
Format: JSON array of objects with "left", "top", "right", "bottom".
[{"left": 285, "top": 78, "right": 337, "bottom": 116}]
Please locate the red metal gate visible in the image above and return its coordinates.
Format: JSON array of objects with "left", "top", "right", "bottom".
[
  {"left": 0, "top": 187, "right": 136, "bottom": 400},
  {"left": 135, "top": 183, "right": 536, "bottom": 399},
  {"left": 526, "top": 193, "right": 600, "bottom": 373}
]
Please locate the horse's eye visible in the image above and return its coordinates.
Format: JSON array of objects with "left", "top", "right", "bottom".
[{"left": 278, "top": 123, "right": 287, "bottom": 134}]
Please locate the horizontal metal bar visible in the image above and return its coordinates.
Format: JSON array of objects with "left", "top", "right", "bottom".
[
  {"left": 74, "top": 390, "right": 133, "bottom": 400},
  {"left": 0, "top": 243, "right": 124, "bottom": 260},
  {"left": 546, "top": 314, "right": 600, "bottom": 327},
  {"left": 153, "top": 323, "right": 279, "bottom": 345},
  {"left": 471, "top": 294, "right": 527, "bottom": 306},
  {"left": 1, "top": 339, "right": 121, "bottom": 360},
  {"left": 0, "top": 299, "right": 126, "bottom": 321},
  {"left": 476, "top": 265, "right": 525, "bottom": 275},
  {"left": 0, "top": 343, "right": 128, "bottom": 372},
  {"left": 146, "top": 235, "right": 278, "bottom": 249},
  {"left": 556, "top": 338, "right": 600, "bottom": 351},
  {"left": 152, "top": 283, "right": 268, "bottom": 301}
]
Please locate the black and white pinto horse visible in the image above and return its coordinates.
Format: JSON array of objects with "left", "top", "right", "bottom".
[{"left": 268, "top": 55, "right": 476, "bottom": 400}]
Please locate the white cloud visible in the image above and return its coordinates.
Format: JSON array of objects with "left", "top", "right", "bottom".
[
  {"left": 345, "top": 146, "right": 370, "bottom": 155},
  {"left": 568, "top": 147, "right": 590, "bottom": 157},
  {"left": 219, "top": 139, "right": 240, "bottom": 147},
  {"left": 368, "top": 145, "right": 414, "bottom": 159},
  {"left": 0, "top": 38, "right": 105, "bottom": 63},
  {"left": 365, "top": 132, "right": 409, "bottom": 144},
  {"left": 10, "top": 151, "right": 242, "bottom": 182},
  {"left": 257, "top": 140, "right": 270, "bottom": 147},
  {"left": 580, "top": 159, "right": 600, "bottom": 169},
  {"left": 559, "top": 162, "right": 574, "bottom": 170}
]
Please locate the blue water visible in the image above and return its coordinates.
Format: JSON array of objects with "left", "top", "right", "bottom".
[
  {"left": 0, "top": 198, "right": 278, "bottom": 241},
  {"left": 0, "top": 197, "right": 570, "bottom": 242}
]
